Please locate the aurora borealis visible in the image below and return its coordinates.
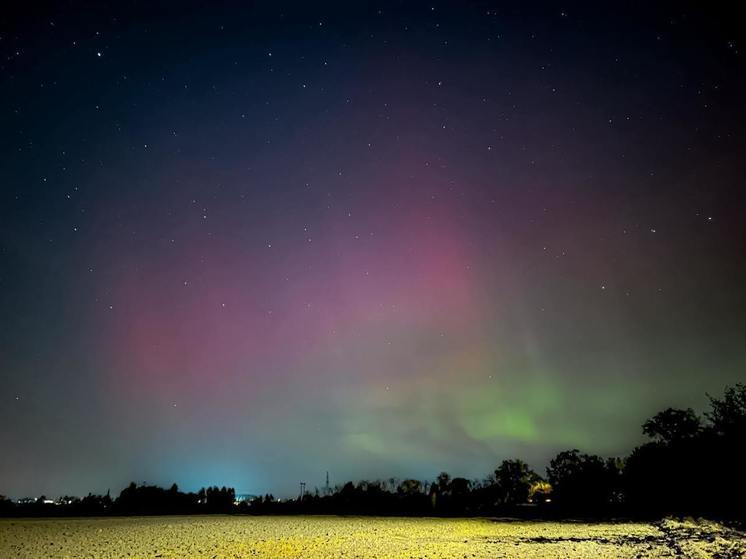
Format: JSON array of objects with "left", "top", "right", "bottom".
[{"left": 1, "top": 2, "right": 745, "bottom": 499}]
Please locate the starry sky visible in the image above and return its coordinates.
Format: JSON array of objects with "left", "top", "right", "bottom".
[{"left": 1, "top": 1, "right": 745, "bottom": 499}]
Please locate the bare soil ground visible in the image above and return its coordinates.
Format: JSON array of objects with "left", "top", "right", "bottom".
[{"left": 1, "top": 515, "right": 744, "bottom": 558}]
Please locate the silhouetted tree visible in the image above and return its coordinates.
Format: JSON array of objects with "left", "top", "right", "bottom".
[
  {"left": 626, "top": 400, "right": 719, "bottom": 516},
  {"left": 397, "top": 479, "right": 422, "bottom": 496},
  {"left": 203, "top": 486, "right": 235, "bottom": 513},
  {"left": 707, "top": 383, "right": 746, "bottom": 438},
  {"left": 0, "top": 495, "right": 14, "bottom": 515},
  {"left": 547, "top": 450, "right": 618, "bottom": 512},
  {"left": 450, "top": 477, "right": 471, "bottom": 496},
  {"left": 642, "top": 408, "right": 701, "bottom": 444},
  {"left": 494, "top": 459, "right": 540, "bottom": 506},
  {"left": 436, "top": 472, "right": 451, "bottom": 495}
]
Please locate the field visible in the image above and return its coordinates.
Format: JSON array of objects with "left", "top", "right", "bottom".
[{"left": 1, "top": 515, "right": 744, "bottom": 558}]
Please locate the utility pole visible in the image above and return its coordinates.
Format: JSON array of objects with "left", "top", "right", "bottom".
[
  {"left": 325, "top": 471, "right": 330, "bottom": 496},
  {"left": 299, "top": 481, "right": 306, "bottom": 501}
]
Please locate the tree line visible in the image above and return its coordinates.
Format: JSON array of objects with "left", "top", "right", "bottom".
[
  {"left": 0, "top": 484, "right": 236, "bottom": 517},
  {"left": 1, "top": 383, "right": 743, "bottom": 521}
]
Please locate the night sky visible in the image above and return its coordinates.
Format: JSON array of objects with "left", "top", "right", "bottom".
[{"left": 2, "top": 1, "right": 745, "bottom": 499}]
